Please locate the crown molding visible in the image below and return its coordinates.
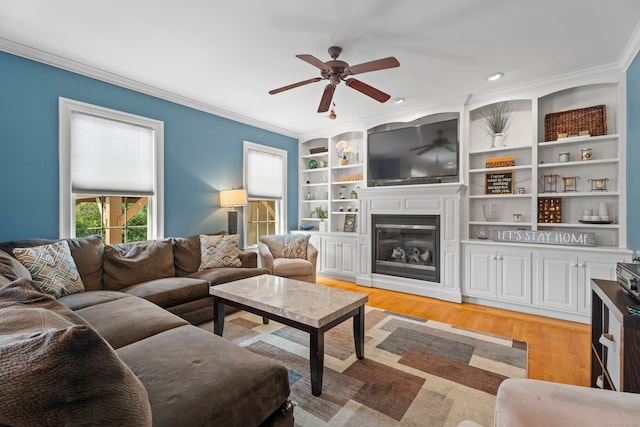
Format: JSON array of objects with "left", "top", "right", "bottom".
[
  {"left": 0, "top": 37, "right": 299, "bottom": 139},
  {"left": 620, "top": 21, "right": 640, "bottom": 71}
]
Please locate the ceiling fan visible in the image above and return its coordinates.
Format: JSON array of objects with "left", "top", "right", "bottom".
[
  {"left": 268, "top": 46, "right": 400, "bottom": 113},
  {"left": 410, "top": 131, "right": 457, "bottom": 156}
]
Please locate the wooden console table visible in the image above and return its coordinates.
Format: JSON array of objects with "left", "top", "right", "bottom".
[{"left": 591, "top": 279, "right": 640, "bottom": 392}]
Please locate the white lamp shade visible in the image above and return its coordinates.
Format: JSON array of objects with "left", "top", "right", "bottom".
[{"left": 219, "top": 189, "right": 247, "bottom": 207}]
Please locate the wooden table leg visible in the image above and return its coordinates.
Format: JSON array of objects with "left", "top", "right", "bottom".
[
  {"left": 310, "top": 328, "right": 325, "bottom": 396},
  {"left": 213, "top": 297, "right": 225, "bottom": 336},
  {"left": 354, "top": 305, "right": 365, "bottom": 359}
]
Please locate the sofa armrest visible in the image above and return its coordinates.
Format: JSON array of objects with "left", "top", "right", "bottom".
[
  {"left": 495, "top": 378, "right": 640, "bottom": 427},
  {"left": 257, "top": 242, "right": 274, "bottom": 273},
  {"left": 238, "top": 250, "right": 258, "bottom": 268}
]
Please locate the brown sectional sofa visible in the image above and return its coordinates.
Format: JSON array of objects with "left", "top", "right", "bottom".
[
  {"left": 0, "top": 234, "right": 293, "bottom": 426},
  {"left": 0, "top": 233, "right": 270, "bottom": 324}
]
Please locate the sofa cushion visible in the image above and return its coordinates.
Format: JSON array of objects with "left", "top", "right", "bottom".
[
  {"left": 0, "top": 249, "right": 31, "bottom": 281},
  {"left": 199, "top": 234, "right": 242, "bottom": 269},
  {"left": 116, "top": 325, "right": 290, "bottom": 427},
  {"left": 173, "top": 232, "right": 228, "bottom": 276},
  {"left": 65, "top": 235, "right": 104, "bottom": 291},
  {"left": 0, "top": 236, "right": 105, "bottom": 291},
  {"left": 58, "top": 289, "right": 133, "bottom": 311},
  {"left": 121, "top": 276, "right": 209, "bottom": 308},
  {"left": 75, "top": 295, "right": 188, "bottom": 349},
  {"left": 103, "top": 238, "right": 175, "bottom": 291},
  {"left": 0, "top": 278, "right": 152, "bottom": 426},
  {"left": 13, "top": 240, "right": 85, "bottom": 298},
  {"left": 189, "top": 266, "right": 270, "bottom": 285}
]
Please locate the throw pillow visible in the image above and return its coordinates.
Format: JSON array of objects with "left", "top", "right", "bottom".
[
  {"left": 0, "top": 278, "right": 152, "bottom": 426},
  {"left": 281, "top": 234, "right": 310, "bottom": 260},
  {"left": 13, "top": 240, "right": 85, "bottom": 298},
  {"left": 198, "top": 234, "right": 242, "bottom": 270}
]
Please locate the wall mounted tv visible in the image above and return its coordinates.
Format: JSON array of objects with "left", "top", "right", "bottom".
[{"left": 367, "top": 112, "right": 460, "bottom": 187}]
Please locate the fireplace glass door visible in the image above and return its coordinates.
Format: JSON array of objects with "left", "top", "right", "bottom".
[{"left": 373, "top": 215, "right": 440, "bottom": 282}]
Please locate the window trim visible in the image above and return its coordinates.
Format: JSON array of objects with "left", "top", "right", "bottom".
[
  {"left": 243, "top": 141, "right": 287, "bottom": 248},
  {"left": 59, "top": 98, "right": 164, "bottom": 239}
]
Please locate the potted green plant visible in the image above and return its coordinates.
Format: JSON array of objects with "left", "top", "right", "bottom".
[{"left": 483, "top": 102, "right": 510, "bottom": 148}]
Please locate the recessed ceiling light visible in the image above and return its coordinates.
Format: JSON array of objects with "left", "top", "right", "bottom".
[
  {"left": 487, "top": 72, "right": 504, "bottom": 81},
  {"left": 391, "top": 97, "right": 405, "bottom": 104}
]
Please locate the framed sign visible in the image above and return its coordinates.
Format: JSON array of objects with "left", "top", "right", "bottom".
[
  {"left": 485, "top": 172, "right": 513, "bottom": 194},
  {"left": 343, "top": 214, "right": 356, "bottom": 232}
]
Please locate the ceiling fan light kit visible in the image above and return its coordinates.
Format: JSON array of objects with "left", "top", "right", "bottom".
[{"left": 269, "top": 46, "right": 400, "bottom": 113}]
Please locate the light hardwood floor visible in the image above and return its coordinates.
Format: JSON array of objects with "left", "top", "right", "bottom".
[{"left": 316, "top": 276, "right": 591, "bottom": 387}]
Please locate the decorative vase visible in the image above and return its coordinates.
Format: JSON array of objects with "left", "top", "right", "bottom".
[
  {"left": 341, "top": 158, "right": 348, "bottom": 165},
  {"left": 493, "top": 133, "right": 505, "bottom": 148},
  {"left": 308, "top": 159, "right": 317, "bottom": 169},
  {"left": 482, "top": 204, "right": 499, "bottom": 221},
  {"left": 476, "top": 226, "right": 489, "bottom": 240}
]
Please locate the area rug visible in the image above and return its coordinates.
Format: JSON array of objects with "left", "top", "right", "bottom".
[{"left": 199, "top": 307, "right": 527, "bottom": 427}]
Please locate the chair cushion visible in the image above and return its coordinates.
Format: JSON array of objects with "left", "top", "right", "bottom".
[
  {"left": 13, "top": 240, "right": 85, "bottom": 298},
  {"left": 198, "top": 234, "right": 242, "bottom": 269},
  {"left": 103, "top": 238, "right": 175, "bottom": 291},
  {"left": 0, "top": 278, "right": 151, "bottom": 426},
  {"left": 273, "top": 258, "right": 314, "bottom": 276}
]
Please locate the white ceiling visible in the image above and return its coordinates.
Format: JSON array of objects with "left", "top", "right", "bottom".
[{"left": 2, "top": 1, "right": 640, "bottom": 138}]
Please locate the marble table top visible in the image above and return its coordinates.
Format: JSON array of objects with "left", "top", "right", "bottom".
[{"left": 210, "top": 274, "right": 368, "bottom": 328}]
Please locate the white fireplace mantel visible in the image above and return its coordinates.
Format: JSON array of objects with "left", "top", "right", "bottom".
[{"left": 356, "top": 183, "right": 466, "bottom": 302}]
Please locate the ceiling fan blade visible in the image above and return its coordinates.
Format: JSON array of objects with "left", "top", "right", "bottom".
[
  {"left": 345, "top": 78, "right": 391, "bottom": 103},
  {"left": 317, "top": 84, "right": 335, "bottom": 113},
  {"left": 442, "top": 145, "right": 457, "bottom": 152},
  {"left": 347, "top": 57, "right": 400, "bottom": 75},
  {"left": 269, "top": 77, "right": 323, "bottom": 95},
  {"left": 296, "top": 54, "right": 332, "bottom": 72}
]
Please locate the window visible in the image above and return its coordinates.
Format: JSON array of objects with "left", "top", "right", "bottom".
[
  {"left": 59, "top": 98, "right": 164, "bottom": 243},
  {"left": 243, "top": 141, "right": 287, "bottom": 247}
]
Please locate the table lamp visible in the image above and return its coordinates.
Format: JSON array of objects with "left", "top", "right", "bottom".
[{"left": 219, "top": 189, "right": 247, "bottom": 235}]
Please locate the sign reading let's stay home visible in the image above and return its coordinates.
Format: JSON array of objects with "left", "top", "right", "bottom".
[{"left": 493, "top": 229, "right": 595, "bottom": 247}]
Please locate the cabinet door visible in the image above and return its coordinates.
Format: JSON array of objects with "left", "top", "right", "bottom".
[
  {"left": 497, "top": 248, "right": 532, "bottom": 304},
  {"left": 321, "top": 238, "right": 340, "bottom": 273},
  {"left": 578, "top": 254, "right": 620, "bottom": 314},
  {"left": 464, "top": 246, "right": 496, "bottom": 298},
  {"left": 534, "top": 251, "right": 577, "bottom": 312},
  {"left": 340, "top": 239, "right": 356, "bottom": 275}
]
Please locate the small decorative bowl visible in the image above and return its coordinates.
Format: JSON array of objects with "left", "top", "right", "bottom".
[{"left": 300, "top": 225, "right": 314, "bottom": 231}]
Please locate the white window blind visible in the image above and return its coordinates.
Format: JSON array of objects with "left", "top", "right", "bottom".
[
  {"left": 246, "top": 147, "right": 284, "bottom": 199},
  {"left": 70, "top": 112, "right": 155, "bottom": 195}
]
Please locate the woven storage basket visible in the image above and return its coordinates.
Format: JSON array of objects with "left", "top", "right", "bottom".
[{"left": 544, "top": 105, "right": 607, "bottom": 142}]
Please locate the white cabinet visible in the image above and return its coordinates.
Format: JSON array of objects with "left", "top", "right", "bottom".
[
  {"left": 464, "top": 243, "right": 531, "bottom": 304},
  {"left": 321, "top": 235, "right": 357, "bottom": 279},
  {"left": 533, "top": 249, "right": 622, "bottom": 314}
]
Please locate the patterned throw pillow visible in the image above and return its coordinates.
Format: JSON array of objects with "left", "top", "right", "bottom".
[
  {"left": 281, "top": 234, "right": 310, "bottom": 260},
  {"left": 13, "top": 240, "right": 85, "bottom": 298},
  {"left": 198, "top": 234, "right": 242, "bottom": 270}
]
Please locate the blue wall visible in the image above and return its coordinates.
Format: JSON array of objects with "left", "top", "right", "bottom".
[
  {"left": 628, "top": 54, "right": 640, "bottom": 251},
  {"left": 0, "top": 51, "right": 298, "bottom": 241}
]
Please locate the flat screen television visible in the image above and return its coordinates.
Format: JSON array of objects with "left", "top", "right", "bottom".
[{"left": 367, "top": 112, "right": 460, "bottom": 187}]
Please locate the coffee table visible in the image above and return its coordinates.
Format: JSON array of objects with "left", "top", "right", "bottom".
[{"left": 210, "top": 274, "right": 368, "bottom": 396}]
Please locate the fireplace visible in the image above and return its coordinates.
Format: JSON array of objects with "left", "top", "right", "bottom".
[{"left": 372, "top": 214, "right": 440, "bottom": 282}]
